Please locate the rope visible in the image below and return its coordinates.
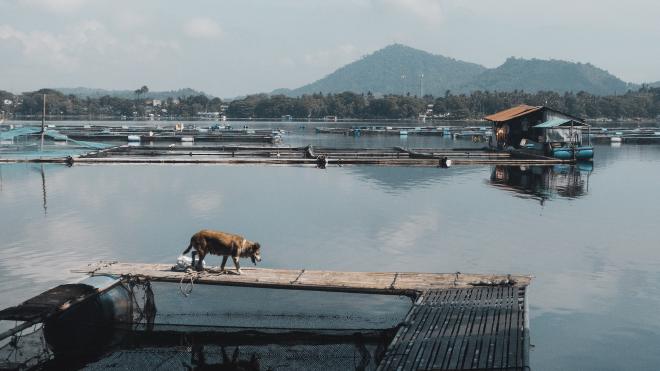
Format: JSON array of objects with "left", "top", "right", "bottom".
[
  {"left": 389, "top": 272, "right": 399, "bottom": 290},
  {"left": 179, "top": 269, "right": 198, "bottom": 297},
  {"left": 290, "top": 269, "right": 305, "bottom": 284}
]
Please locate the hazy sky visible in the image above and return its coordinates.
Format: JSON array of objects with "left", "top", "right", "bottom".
[{"left": 0, "top": 0, "right": 658, "bottom": 97}]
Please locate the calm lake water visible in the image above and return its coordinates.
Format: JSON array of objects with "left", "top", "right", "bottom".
[{"left": 1, "top": 127, "right": 660, "bottom": 370}]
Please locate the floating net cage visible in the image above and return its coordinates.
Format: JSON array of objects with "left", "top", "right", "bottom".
[
  {"left": 0, "top": 280, "right": 410, "bottom": 370},
  {"left": 0, "top": 127, "right": 112, "bottom": 160}
]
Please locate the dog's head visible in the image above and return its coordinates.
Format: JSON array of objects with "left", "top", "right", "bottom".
[{"left": 250, "top": 242, "right": 262, "bottom": 265}]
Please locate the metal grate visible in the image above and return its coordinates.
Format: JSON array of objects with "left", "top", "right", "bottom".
[{"left": 378, "top": 286, "right": 528, "bottom": 371}]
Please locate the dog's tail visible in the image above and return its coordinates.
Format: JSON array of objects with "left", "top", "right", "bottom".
[{"left": 182, "top": 241, "right": 193, "bottom": 255}]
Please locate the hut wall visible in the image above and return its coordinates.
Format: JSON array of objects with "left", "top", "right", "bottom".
[{"left": 493, "top": 111, "right": 544, "bottom": 149}]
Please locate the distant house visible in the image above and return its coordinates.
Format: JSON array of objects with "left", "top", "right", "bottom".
[
  {"left": 484, "top": 105, "right": 592, "bottom": 159},
  {"left": 2, "top": 99, "right": 12, "bottom": 105},
  {"left": 152, "top": 99, "right": 162, "bottom": 107}
]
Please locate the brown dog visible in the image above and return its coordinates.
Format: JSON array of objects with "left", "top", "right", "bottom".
[{"left": 182, "top": 229, "right": 262, "bottom": 274}]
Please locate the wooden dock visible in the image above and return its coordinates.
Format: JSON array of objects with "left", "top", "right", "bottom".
[{"left": 73, "top": 262, "right": 532, "bottom": 371}]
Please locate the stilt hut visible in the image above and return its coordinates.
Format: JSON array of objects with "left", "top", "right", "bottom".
[{"left": 484, "top": 105, "right": 593, "bottom": 160}]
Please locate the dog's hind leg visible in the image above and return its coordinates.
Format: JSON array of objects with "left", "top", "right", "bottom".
[
  {"left": 220, "top": 255, "right": 228, "bottom": 272},
  {"left": 232, "top": 256, "right": 242, "bottom": 275},
  {"left": 196, "top": 251, "right": 206, "bottom": 271}
]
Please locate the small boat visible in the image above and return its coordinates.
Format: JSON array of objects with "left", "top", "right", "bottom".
[{"left": 610, "top": 137, "right": 622, "bottom": 143}]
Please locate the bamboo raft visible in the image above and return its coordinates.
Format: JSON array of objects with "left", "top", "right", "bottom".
[{"left": 74, "top": 262, "right": 532, "bottom": 371}]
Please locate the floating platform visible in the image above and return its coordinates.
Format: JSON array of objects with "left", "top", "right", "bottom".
[
  {"left": 1, "top": 125, "right": 280, "bottom": 144},
  {"left": 71, "top": 261, "right": 532, "bottom": 371},
  {"left": 0, "top": 144, "right": 574, "bottom": 166},
  {"left": 1, "top": 262, "right": 532, "bottom": 370}
]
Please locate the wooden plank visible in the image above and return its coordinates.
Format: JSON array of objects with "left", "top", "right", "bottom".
[{"left": 74, "top": 262, "right": 531, "bottom": 298}]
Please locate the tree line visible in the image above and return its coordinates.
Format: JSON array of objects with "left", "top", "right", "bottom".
[{"left": 2, "top": 86, "right": 659, "bottom": 121}]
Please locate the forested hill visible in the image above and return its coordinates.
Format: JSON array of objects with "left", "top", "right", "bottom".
[
  {"left": 276, "top": 44, "right": 637, "bottom": 96},
  {"left": 274, "top": 44, "right": 487, "bottom": 97},
  {"left": 55, "top": 87, "right": 210, "bottom": 99},
  {"left": 461, "top": 57, "right": 634, "bottom": 96}
]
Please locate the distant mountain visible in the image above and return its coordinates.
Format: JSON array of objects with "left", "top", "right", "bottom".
[
  {"left": 276, "top": 44, "right": 638, "bottom": 96},
  {"left": 55, "top": 87, "right": 211, "bottom": 99},
  {"left": 460, "top": 57, "right": 634, "bottom": 95},
  {"left": 275, "top": 44, "right": 487, "bottom": 97},
  {"left": 649, "top": 81, "right": 660, "bottom": 88}
]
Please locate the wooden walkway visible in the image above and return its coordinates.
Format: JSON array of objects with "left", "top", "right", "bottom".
[
  {"left": 74, "top": 262, "right": 532, "bottom": 370},
  {"left": 75, "top": 262, "right": 531, "bottom": 299}
]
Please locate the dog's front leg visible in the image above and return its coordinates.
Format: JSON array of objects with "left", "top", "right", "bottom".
[
  {"left": 232, "top": 256, "right": 242, "bottom": 275},
  {"left": 220, "top": 255, "right": 228, "bottom": 273}
]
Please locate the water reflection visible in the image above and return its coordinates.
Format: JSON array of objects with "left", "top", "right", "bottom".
[
  {"left": 489, "top": 164, "right": 592, "bottom": 202},
  {"left": 345, "top": 165, "right": 479, "bottom": 193}
]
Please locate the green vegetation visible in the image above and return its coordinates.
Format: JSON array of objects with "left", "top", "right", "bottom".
[
  {"left": 53, "top": 87, "right": 209, "bottom": 100},
  {"left": 462, "top": 57, "right": 634, "bottom": 96},
  {"left": 229, "top": 88, "right": 660, "bottom": 120},
  {"left": 275, "top": 44, "right": 636, "bottom": 97},
  {"left": 1, "top": 88, "right": 223, "bottom": 119},
  {"left": 2, "top": 87, "right": 659, "bottom": 121}
]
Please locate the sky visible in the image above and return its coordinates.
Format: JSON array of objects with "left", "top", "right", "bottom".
[{"left": 0, "top": 0, "right": 659, "bottom": 97}]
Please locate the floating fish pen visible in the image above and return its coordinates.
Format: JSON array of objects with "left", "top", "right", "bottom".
[
  {"left": 1, "top": 143, "right": 577, "bottom": 167},
  {"left": 0, "top": 262, "right": 532, "bottom": 370},
  {"left": 0, "top": 125, "right": 281, "bottom": 144},
  {"left": 589, "top": 128, "right": 660, "bottom": 144},
  {"left": 316, "top": 125, "right": 492, "bottom": 138}
]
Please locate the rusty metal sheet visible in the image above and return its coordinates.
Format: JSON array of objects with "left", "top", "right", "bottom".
[{"left": 483, "top": 105, "right": 541, "bottom": 123}]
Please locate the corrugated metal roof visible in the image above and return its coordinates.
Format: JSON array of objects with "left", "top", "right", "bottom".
[
  {"left": 483, "top": 105, "right": 542, "bottom": 122},
  {"left": 534, "top": 118, "right": 585, "bottom": 128}
]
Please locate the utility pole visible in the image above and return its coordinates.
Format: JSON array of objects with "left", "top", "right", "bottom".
[
  {"left": 40, "top": 93, "right": 46, "bottom": 149},
  {"left": 420, "top": 73, "right": 424, "bottom": 97},
  {"left": 41, "top": 94, "right": 46, "bottom": 133}
]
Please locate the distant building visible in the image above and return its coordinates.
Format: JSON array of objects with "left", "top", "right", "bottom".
[
  {"left": 2, "top": 99, "right": 12, "bottom": 105},
  {"left": 197, "top": 112, "right": 221, "bottom": 119},
  {"left": 152, "top": 99, "right": 162, "bottom": 107}
]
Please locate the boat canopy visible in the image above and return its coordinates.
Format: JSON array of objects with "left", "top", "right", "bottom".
[{"left": 533, "top": 118, "right": 587, "bottom": 128}]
